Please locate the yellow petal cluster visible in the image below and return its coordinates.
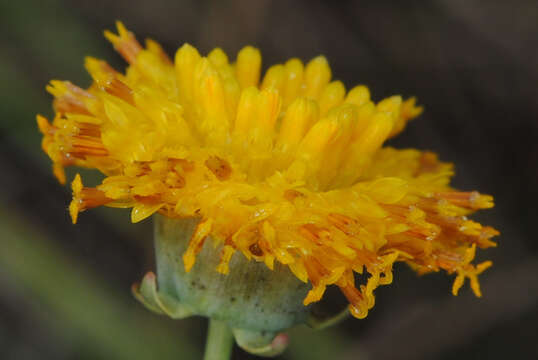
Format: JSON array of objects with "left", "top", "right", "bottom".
[{"left": 38, "top": 22, "right": 498, "bottom": 319}]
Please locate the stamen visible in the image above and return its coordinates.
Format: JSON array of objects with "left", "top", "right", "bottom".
[
  {"left": 48, "top": 81, "right": 95, "bottom": 115},
  {"left": 216, "top": 244, "right": 236, "bottom": 274},
  {"left": 104, "top": 21, "right": 143, "bottom": 64},
  {"left": 183, "top": 218, "right": 213, "bottom": 272},
  {"left": 69, "top": 174, "right": 113, "bottom": 223}
]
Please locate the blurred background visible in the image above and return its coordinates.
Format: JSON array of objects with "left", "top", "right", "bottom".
[{"left": 1, "top": 0, "right": 537, "bottom": 359}]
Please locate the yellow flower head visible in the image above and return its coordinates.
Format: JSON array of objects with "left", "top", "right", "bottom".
[{"left": 38, "top": 22, "right": 498, "bottom": 319}]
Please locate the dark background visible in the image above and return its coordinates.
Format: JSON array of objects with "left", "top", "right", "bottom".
[{"left": 1, "top": 0, "right": 537, "bottom": 359}]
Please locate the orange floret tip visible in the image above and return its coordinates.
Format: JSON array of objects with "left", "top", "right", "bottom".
[{"left": 38, "top": 22, "right": 499, "bottom": 319}]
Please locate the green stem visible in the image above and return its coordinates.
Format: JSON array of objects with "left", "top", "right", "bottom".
[{"left": 203, "top": 319, "right": 234, "bottom": 360}]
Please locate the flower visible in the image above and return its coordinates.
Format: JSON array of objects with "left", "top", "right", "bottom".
[{"left": 38, "top": 21, "right": 498, "bottom": 320}]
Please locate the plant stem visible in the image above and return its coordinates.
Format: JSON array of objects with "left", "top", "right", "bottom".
[{"left": 203, "top": 319, "right": 234, "bottom": 360}]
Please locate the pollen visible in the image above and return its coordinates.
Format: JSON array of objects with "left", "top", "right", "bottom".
[{"left": 38, "top": 22, "right": 498, "bottom": 319}]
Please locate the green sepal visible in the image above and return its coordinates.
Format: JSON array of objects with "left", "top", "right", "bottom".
[
  {"left": 132, "top": 271, "right": 195, "bottom": 319},
  {"left": 232, "top": 328, "right": 288, "bottom": 358},
  {"left": 306, "top": 305, "right": 349, "bottom": 330}
]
